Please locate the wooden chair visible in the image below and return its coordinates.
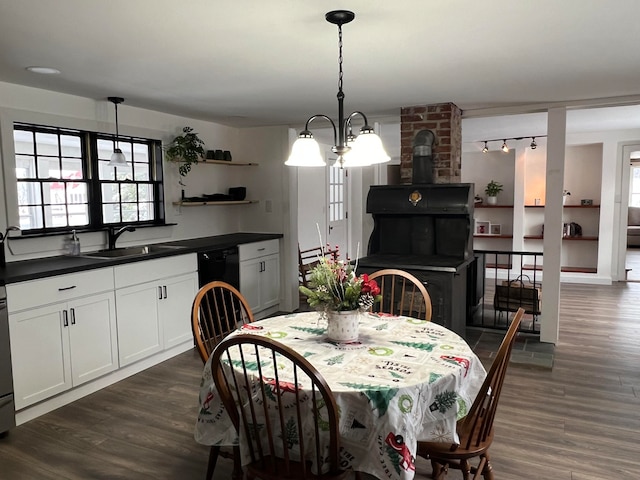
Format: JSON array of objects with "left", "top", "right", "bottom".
[
  {"left": 211, "top": 334, "right": 351, "bottom": 480},
  {"left": 368, "top": 269, "right": 433, "bottom": 320},
  {"left": 192, "top": 281, "right": 255, "bottom": 364},
  {"left": 192, "top": 281, "right": 253, "bottom": 480},
  {"left": 298, "top": 245, "right": 338, "bottom": 288},
  {"left": 416, "top": 308, "right": 525, "bottom": 480}
]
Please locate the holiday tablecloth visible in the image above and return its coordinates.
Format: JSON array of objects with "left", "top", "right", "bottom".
[{"left": 194, "top": 311, "right": 486, "bottom": 480}]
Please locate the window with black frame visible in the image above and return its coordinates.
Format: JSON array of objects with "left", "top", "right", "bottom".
[{"left": 13, "top": 123, "right": 164, "bottom": 233}]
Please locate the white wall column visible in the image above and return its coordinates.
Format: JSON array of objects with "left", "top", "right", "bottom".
[{"left": 540, "top": 107, "right": 566, "bottom": 344}]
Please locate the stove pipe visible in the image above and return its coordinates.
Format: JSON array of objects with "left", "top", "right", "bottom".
[{"left": 412, "top": 129, "right": 436, "bottom": 184}]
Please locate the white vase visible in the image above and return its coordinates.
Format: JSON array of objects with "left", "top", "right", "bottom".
[
  {"left": 486, "top": 196, "right": 498, "bottom": 205},
  {"left": 326, "top": 310, "right": 360, "bottom": 343}
]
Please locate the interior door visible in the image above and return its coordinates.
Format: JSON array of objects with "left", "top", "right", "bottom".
[{"left": 327, "top": 157, "right": 348, "bottom": 257}]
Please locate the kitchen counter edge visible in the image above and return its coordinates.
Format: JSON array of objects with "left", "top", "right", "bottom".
[{"left": 0, "top": 232, "right": 283, "bottom": 285}]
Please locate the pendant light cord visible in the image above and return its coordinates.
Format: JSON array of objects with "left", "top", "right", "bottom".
[
  {"left": 337, "top": 24, "right": 343, "bottom": 96},
  {"left": 114, "top": 102, "right": 120, "bottom": 149}
]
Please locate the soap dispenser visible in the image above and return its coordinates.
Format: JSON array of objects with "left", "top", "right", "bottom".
[{"left": 68, "top": 230, "right": 81, "bottom": 256}]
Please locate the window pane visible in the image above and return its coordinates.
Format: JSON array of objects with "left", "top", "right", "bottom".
[
  {"left": 14, "top": 130, "right": 34, "bottom": 154},
  {"left": 115, "top": 165, "right": 133, "bottom": 181},
  {"left": 35, "top": 132, "right": 59, "bottom": 156},
  {"left": 61, "top": 158, "right": 83, "bottom": 178},
  {"left": 16, "top": 155, "right": 36, "bottom": 179},
  {"left": 44, "top": 205, "right": 68, "bottom": 228},
  {"left": 121, "top": 203, "right": 138, "bottom": 222},
  {"left": 19, "top": 206, "right": 43, "bottom": 230},
  {"left": 121, "top": 183, "right": 137, "bottom": 202},
  {"left": 37, "top": 156, "right": 60, "bottom": 179},
  {"left": 133, "top": 143, "right": 149, "bottom": 163},
  {"left": 102, "top": 204, "right": 121, "bottom": 224},
  {"left": 138, "top": 184, "right": 153, "bottom": 201},
  {"left": 139, "top": 202, "right": 154, "bottom": 221},
  {"left": 60, "top": 134, "right": 81, "bottom": 157},
  {"left": 97, "top": 138, "right": 115, "bottom": 161},
  {"left": 43, "top": 182, "right": 66, "bottom": 205},
  {"left": 98, "top": 160, "right": 116, "bottom": 181},
  {"left": 66, "top": 182, "right": 88, "bottom": 204},
  {"left": 17, "top": 182, "right": 42, "bottom": 206},
  {"left": 68, "top": 204, "right": 89, "bottom": 226},
  {"left": 102, "top": 183, "right": 120, "bottom": 202},
  {"left": 133, "top": 162, "right": 150, "bottom": 181}
]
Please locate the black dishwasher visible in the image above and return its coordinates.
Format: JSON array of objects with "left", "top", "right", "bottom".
[{"left": 197, "top": 247, "right": 240, "bottom": 289}]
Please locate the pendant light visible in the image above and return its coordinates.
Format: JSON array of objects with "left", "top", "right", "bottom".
[
  {"left": 108, "top": 96, "right": 127, "bottom": 167},
  {"left": 286, "top": 10, "right": 389, "bottom": 169}
]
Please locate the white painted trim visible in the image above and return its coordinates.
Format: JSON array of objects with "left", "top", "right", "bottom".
[{"left": 15, "top": 340, "right": 194, "bottom": 426}]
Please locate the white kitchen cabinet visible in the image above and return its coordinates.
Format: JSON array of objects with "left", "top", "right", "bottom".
[
  {"left": 114, "top": 254, "right": 198, "bottom": 366},
  {"left": 8, "top": 290, "right": 117, "bottom": 410},
  {"left": 239, "top": 240, "right": 280, "bottom": 313}
]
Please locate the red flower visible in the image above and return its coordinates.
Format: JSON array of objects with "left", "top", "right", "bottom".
[{"left": 361, "top": 276, "right": 380, "bottom": 296}]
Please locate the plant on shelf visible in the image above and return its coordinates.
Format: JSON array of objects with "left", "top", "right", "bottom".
[
  {"left": 164, "top": 127, "right": 206, "bottom": 179},
  {"left": 484, "top": 180, "right": 503, "bottom": 205}
]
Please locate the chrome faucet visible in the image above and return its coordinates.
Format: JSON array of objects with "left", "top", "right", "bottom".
[{"left": 107, "top": 226, "right": 136, "bottom": 250}]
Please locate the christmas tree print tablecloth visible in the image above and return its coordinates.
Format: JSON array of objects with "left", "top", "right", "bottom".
[{"left": 195, "top": 311, "right": 486, "bottom": 480}]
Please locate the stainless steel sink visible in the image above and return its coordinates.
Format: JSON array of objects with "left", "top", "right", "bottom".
[{"left": 81, "top": 244, "right": 185, "bottom": 259}]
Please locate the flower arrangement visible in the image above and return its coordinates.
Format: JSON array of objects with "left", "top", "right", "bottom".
[{"left": 299, "top": 246, "right": 381, "bottom": 312}]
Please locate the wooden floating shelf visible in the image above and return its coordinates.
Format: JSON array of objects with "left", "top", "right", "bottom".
[
  {"left": 524, "top": 204, "right": 600, "bottom": 208},
  {"left": 523, "top": 264, "right": 597, "bottom": 274},
  {"left": 475, "top": 205, "right": 514, "bottom": 209},
  {"left": 473, "top": 235, "right": 513, "bottom": 239},
  {"left": 523, "top": 235, "right": 598, "bottom": 241},
  {"left": 486, "top": 263, "right": 513, "bottom": 270},
  {"left": 199, "top": 160, "right": 258, "bottom": 166},
  {"left": 172, "top": 200, "right": 257, "bottom": 206}
]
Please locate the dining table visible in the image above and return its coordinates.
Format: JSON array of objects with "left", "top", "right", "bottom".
[{"left": 194, "top": 310, "right": 486, "bottom": 480}]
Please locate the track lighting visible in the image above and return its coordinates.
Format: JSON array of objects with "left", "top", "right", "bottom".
[{"left": 478, "top": 135, "right": 546, "bottom": 153}]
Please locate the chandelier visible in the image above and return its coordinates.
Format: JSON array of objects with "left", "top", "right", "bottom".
[{"left": 286, "top": 10, "right": 389, "bottom": 168}]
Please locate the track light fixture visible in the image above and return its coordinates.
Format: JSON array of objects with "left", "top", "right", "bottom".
[{"left": 478, "top": 135, "right": 547, "bottom": 153}]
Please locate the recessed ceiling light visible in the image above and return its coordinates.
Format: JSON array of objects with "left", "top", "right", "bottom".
[{"left": 26, "top": 66, "right": 61, "bottom": 75}]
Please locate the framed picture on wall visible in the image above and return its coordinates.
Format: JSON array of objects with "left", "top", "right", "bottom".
[
  {"left": 475, "top": 221, "right": 490, "bottom": 235},
  {"left": 490, "top": 224, "right": 502, "bottom": 235}
]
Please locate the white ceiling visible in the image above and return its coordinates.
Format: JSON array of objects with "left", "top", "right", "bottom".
[{"left": 1, "top": 0, "right": 640, "bottom": 140}]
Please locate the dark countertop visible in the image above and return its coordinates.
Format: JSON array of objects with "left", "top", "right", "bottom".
[
  {"left": 356, "top": 254, "right": 473, "bottom": 273},
  {"left": 0, "top": 232, "right": 283, "bottom": 285}
]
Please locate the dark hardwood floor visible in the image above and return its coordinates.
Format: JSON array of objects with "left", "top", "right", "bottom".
[{"left": 2, "top": 282, "right": 639, "bottom": 479}]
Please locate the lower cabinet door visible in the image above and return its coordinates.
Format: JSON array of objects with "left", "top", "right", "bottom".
[
  {"left": 115, "top": 282, "right": 162, "bottom": 367},
  {"left": 239, "top": 258, "right": 261, "bottom": 313},
  {"left": 160, "top": 272, "right": 198, "bottom": 348},
  {"left": 67, "top": 292, "right": 118, "bottom": 386},
  {"left": 9, "top": 303, "right": 71, "bottom": 410},
  {"left": 261, "top": 254, "right": 280, "bottom": 309}
]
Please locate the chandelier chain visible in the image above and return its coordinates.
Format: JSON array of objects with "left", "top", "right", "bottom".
[{"left": 338, "top": 24, "right": 343, "bottom": 94}]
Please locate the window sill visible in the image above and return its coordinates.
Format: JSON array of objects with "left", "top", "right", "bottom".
[{"left": 12, "top": 222, "right": 177, "bottom": 240}]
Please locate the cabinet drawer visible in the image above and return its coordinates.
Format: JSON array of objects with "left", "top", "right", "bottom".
[
  {"left": 239, "top": 240, "right": 279, "bottom": 261},
  {"left": 7, "top": 268, "right": 115, "bottom": 313},
  {"left": 114, "top": 253, "right": 197, "bottom": 289}
]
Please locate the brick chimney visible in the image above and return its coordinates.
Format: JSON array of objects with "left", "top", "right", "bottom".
[{"left": 400, "top": 102, "right": 462, "bottom": 184}]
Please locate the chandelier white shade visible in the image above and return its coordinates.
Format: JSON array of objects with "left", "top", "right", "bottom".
[{"left": 286, "top": 10, "right": 389, "bottom": 169}]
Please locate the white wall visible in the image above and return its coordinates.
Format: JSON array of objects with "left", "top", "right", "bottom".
[{"left": 0, "top": 81, "right": 288, "bottom": 263}]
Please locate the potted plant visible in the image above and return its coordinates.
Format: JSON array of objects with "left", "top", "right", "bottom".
[
  {"left": 484, "top": 180, "right": 503, "bottom": 205},
  {"left": 164, "top": 127, "right": 206, "bottom": 179},
  {"left": 299, "top": 248, "right": 381, "bottom": 342}
]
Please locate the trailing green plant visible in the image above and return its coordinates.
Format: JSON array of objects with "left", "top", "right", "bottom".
[
  {"left": 484, "top": 180, "right": 503, "bottom": 197},
  {"left": 165, "top": 127, "right": 205, "bottom": 177}
]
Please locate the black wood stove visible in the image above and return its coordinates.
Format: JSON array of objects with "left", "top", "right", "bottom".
[{"left": 355, "top": 133, "right": 474, "bottom": 336}]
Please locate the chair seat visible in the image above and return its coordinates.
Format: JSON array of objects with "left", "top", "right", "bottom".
[{"left": 417, "top": 428, "right": 494, "bottom": 459}]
